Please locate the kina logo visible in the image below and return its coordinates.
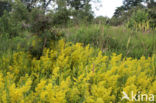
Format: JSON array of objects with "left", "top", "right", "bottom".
[{"left": 121, "top": 91, "right": 155, "bottom": 102}]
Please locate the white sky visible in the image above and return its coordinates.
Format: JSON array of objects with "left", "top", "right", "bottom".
[{"left": 92, "top": 0, "right": 123, "bottom": 18}]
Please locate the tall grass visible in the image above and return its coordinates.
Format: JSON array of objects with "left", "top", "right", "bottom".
[
  {"left": 64, "top": 24, "right": 156, "bottom": 58},
  {"left": 0, "top": 24, "right": 156, "bottom": 58}
]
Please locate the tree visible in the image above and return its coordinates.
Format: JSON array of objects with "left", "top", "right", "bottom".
[
  {"left": 146, "top": 0, "right": 156, "bottom": 27},
  {"left": 21, "top": 0, "right": 53, "bottom": 12},
  {"left": 113, "top": 6, "right": 125, "bottom": 18},
  {"left": 67, "top": 0, "right": 90, "bottom": 10},
  {"left": 123, "top": 0, "right": 144, "bottom": 10},
  {"left": 111, "top": 0, "right": 146, "bottom": 25},
  {"left": 146, "top": 0, "right": 156, "bottom": 8},
  {"left": 0, "top": 1, "right": 11, "bottom": 17},
  {"left": 66, "top": 0, "right": 94, "bottom": 22}
]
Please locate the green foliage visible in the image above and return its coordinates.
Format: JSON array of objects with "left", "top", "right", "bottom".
[
  {"left": 0, "top": 0, "right": 156, "bottom": 60},
  {"left": 52, "top": 8, "right": 70, "bottom": 25},
  {"left": 0, "top": 11, "right": 22, "bottom": 37},
  {"left": 66, "top": 0, "right": 94, "bottom": 23},
  {"left": 65, "top": 25, "right": 156, "bottom": 58},
  {"left": 111, "top": 0, "right": 145, "bottom": 26},
  {"left": 123, "top": 0, "right": 144, "bottom": 10},
  {"left": 0, "top": 1, "right": 64, "bottom": 55},
  {"left": 0, "top": 1, "right": 11, "bottom": 17},
  {"left": 0, "top": 1, "right": 30, "bottom": 37},
  {"left": 93, "top": 16, "right": 110, "bottom": 25},
  {"left": 147, "top": 1, "right": 156, "bottom": 28},
  {"left": 112, "top": 0, "right": 156, "bottom": 29},
  {"left": 111, "top": 6, "right": 144, "bottom": 26},
  {"left": 127, "top": 9, "right": 150, "bottom": 31}
]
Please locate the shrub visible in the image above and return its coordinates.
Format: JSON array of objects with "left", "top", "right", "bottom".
[{"left": 127, "top": 9, "right": 150, "bottom": 32}]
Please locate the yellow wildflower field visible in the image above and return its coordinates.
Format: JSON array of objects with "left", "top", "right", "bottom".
[{"left": 0, "top": 40, "right": 155, "bottom": 103}]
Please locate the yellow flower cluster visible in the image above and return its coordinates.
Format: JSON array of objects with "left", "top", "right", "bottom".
[{"left": 0, "top": 39, "right": 155, "bottom": 103}]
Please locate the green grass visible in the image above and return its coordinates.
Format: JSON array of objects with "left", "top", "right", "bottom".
[
  {"left": 64, "top": 24, "right": 156, "bottom": 58},
  {"left": 0, "top": 24, "right": 156, "bottom": 58}
]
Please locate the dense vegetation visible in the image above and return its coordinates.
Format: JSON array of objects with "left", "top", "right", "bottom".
[
  {"left": 65, "top": 25, "right": 156, "bottom": 58},
  {"left": 0, "top": 40, "right": 156, "bottom": 102},
  {"left": 0, "top": 0, "right": 156, "bottom": 102}
]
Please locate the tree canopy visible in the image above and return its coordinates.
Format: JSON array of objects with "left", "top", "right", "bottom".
[{"left": 0, "top": 1, "right": 11, "bottom": 17}]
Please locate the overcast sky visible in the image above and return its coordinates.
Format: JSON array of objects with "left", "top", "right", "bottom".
[{"left": 91, "top": 0, "right": 123, "bottom": 18}]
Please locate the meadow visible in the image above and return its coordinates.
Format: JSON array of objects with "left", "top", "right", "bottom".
[
  {"left": 65, "top": 25, "right": 156, "bottom": 58},
  {"left": 0, "top": 0, "right": 156, "bottom": 102},
  {"left": 0, "top": 25, "right": 156, "bottom": 103},
  {"left": 0, "top": 39, "right": 156, "bottom": 103}
]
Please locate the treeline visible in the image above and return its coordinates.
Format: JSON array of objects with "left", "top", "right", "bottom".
[
  {"left": 98, "top": 0, "right": 156, "bottom": 32},
  {"left": 0, "top": 0, "right": 98, "bottom": 57},
  {"left": 0, "top": 0, "right": 156, "bottom": 36},
  {"left": 0, "top": 0, "right": 95, "bottom": 27},
  {"left": 0, "top": 0, "right": 97, "bottom": 47}
]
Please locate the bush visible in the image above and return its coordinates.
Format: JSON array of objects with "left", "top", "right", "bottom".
[
  {"left": 52, "top": 8, "right": 70, "bottom": 26},
  {"left": 0, "top": 1, "right": 11, "bottom": 17},
  {"left": 0, "top": 11, "right": 22, "bottom": 37},
  {"left": 127, "top": 9, "right": 150, "bottom": 32},
  {"left": 93, "top": 16, "right": 110, "bottom": 25}
]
